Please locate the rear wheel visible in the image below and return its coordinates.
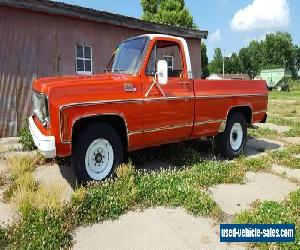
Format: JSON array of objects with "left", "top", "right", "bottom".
[
  {"left": 214, "top": 112, "right": 247, "bottom": 159},
  {"left": 72, "top": 123, "right": 123, "bottom": 183}
]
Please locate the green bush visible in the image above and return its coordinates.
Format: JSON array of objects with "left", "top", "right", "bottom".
[{"left": 18, "top": 119, "right": 36, "bottom": 151}]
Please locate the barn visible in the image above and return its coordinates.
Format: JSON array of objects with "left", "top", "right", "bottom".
[{"left": 0, "top": 0, "right": 207, "bottom": 137}]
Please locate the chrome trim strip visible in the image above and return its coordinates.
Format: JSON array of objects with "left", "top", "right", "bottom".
[
  {"left": 128, "top": 123, "right": 193, "bottom": 136},
  {"left": 145, "top": 123, "right": 193, "bottom": 133},
  {"left": 143, "top": 96, "right": 192, "bottom": 102},
  {"left": 194, "top": 119, "right": 226, "bottom": 126},
  {"left": 60, "top": 99, "right": 141, "bottom": 111},
  {"left": 195, "top": 93, "right": 268, "bottom": 99},
  {"left": 253, "top": 110, "right": 267, "bottom": 115},
  {"left": 128, "top": 130, "right": 143, "bottom": 136}
]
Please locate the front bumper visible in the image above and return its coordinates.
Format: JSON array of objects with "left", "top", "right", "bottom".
[{"left": 28, "top": 116, "right": 56, "bottom": 158}]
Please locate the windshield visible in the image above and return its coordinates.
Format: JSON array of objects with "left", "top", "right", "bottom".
[{"left": 111, "top": 37, "right": 148, "bottom": 75}]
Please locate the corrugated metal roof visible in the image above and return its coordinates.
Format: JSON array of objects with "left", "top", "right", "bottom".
[{"left": 0, "top": 0, "right": 208, "bottom": 40}]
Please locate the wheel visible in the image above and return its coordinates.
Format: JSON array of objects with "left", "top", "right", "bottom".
[
  {"left": 214, "top": 112, "right": 247, "bottom": 159},
  {"left": 72, "top": 123, "right": 123, "bottom": 183},
  {"left": 277, "top": 86, "right": 282, "bottom": 91}
]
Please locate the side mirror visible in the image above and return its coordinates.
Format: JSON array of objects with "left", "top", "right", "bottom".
[{"left": 157, "top": 60, "right": 168, "bottom": 85}]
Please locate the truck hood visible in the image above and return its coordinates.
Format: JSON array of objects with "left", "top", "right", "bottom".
[
  {"left": 33, "top": 73, "right": 127, "bottom": 93},
  {"left": 32, "top": 73, "right": 141, "bottom": 106}
]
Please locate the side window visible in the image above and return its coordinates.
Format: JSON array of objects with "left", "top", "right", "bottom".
[
  {"left": 146, "top": 41, "right": 183, "bottom": 77},
  {"left": 76, "top": 45, "right": 92, "bottom": 75},
  {"left": 163, "top": 55, "right": 174, "bottom": 70}
]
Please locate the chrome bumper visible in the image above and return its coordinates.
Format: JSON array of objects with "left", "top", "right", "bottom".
[{"left": 28, "top": 116, "right": 56, "bottom": 158}]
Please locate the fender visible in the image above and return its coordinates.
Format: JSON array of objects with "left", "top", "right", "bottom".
[{"left": 59, "top": 108, "right": 129, "bottom": 145}]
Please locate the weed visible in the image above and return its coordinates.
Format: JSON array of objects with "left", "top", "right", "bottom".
[
  {"left": 235, "top": 156, "right": 270, "bottom": 172},
  {"left": 269, "top": 145, "right": 300, "bottom": 169},
  {"left": 234, "top": 189, "right": 300, "bottom": 250},
  {"left": 18, "top": 119, "right": 36, "bottom": 151},
  {"left": 284, "top": 124, "right": 300, "bottom": 137},
  {"left": 7, "top": 154, "right": 44, "bottom": 179},
  {"left": 0, "top": 227, "right": 7, "bottom": 248},
  {"left": 7, "top": 207, "right": 73, "bottom": 250},
  {"left": 248, "top": 128, "right": 279, "bottom": 138},
  {"left": 0, "top": 172, "right": 6, "bottom": 187}
]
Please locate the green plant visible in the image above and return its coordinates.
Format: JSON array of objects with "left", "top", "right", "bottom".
[
  {"left": 18, "top": 119, "right": 36, "bottom": 151},
  {"left": 0, "top": 227, "right": 7, "bottom": 248},
  {"left": 269, "top": 145, "right": 300, "bottom": 169},
  {"left": 234, "top": 189, "right": 300, "bottom": 250},
  {"left": 7, "top": 208, "right": 73, "bottom": 250}
]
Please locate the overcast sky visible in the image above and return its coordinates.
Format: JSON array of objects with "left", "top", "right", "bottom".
[{"left": 54, "top": 0, "right": 300, "bottom": 60}]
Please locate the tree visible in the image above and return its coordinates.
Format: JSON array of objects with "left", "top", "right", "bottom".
[
  {"left": 295, "top": 46, "right": 300, "bottom": 75},
  {"left": 208, "top": 48, "right": 223, "bottom": 74},
  {"left": 229, "top": 53, "right": 242, "bottom": 74},
  {"left": 201, "top": 43, "right": 209, "bottom": 78},
  {"left": 141, "top": 0, "right": 196, "bottom": 29},
  {"left": 262, "top": 32, "right": 295, "bottom": 74}
]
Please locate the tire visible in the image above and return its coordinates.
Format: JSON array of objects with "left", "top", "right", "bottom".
[
  {"left": 214, "top": 112, "right": 247, "bottom": 159},
  {"left": 72, "top": 123, "right": 123, "bottom": 183}
]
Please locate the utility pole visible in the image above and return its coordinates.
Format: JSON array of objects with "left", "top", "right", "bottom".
[{"left": 222, "top": 48, "right": 226, "bottom": 78}]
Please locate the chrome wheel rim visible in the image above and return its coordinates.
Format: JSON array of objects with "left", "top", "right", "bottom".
[
  {"left": 230, "top": 122, "right": 243, "bottom": 151},
  {"left": 85, "top": 139, "right": 114, "bottom": 180}
]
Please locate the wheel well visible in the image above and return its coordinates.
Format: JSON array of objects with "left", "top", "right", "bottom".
[
  {"left": 72, "top": 115, "right": 128, "bottom": 149},
  {"left": 228, "top": 106, "right": 252, "bottom": 125}
]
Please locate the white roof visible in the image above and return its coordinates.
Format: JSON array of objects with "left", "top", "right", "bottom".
[{"left": 139, "top": 34, "right": 193, "bottom": 79}]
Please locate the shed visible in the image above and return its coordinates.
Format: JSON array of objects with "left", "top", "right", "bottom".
[{"left": 260, "top": 68, "right": 292, "bottom": 89}]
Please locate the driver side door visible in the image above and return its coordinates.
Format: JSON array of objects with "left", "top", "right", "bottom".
[{"left": 141, "top": 38, "right": 194, "bottom": 147}]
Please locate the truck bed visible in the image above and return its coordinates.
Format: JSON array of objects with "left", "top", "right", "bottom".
[{"left": 190, "top": 79, "right": 268, "bottom": 138}]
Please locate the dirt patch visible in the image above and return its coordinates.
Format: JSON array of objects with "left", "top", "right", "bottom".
[
  {"left": 34, "top": 164, "right": 76, "bottom": 203},
  {"left": 73, "top": 207, "right": 245, "bottom": 250},
  {"left": 0, "top": 137, "right": 22, "bottom": 153},
  {"left": 0, "top": 200, "right": 15, "bottom": 227},
  {"left": 209, "top": 172, "right": 298, "bottom": 215},
  {"left": 280, "top": 137, "right": 300, "bottom": 145}
]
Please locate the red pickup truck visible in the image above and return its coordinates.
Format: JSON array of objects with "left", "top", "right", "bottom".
[{"left": 29, "top": 34, "right": 268, "bottom": 182}]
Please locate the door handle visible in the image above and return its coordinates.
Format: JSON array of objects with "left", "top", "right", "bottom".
[{"left": 179, "top": 81, "right": 189, "bottom": 87}]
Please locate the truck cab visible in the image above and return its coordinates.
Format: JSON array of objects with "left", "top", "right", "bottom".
[{"left": 29, "top": 34, "right": 268, "bottom": 183}]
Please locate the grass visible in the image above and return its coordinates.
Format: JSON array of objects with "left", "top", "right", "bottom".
[
  {"left": 267, "top": 98, "right": 300, "bottom": 137},
  {"left": 248, "top": 128, "right": 279, "bottom": 138},
  {"left": 5, "top": 207, "right": 73, "bottom": 250},
  {"left": 269, "top": 89, "right": 300, "bottom": 100},
  {"left": 268, "top": 145, "right": 300, "bottom": 169},
  {"left": 234, "top": 189, "right": 300, "bottom": 250}
]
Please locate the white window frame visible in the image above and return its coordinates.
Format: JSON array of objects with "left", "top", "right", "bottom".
[
  {"left": 76, "top": 44, "right": 93, "bottom": 75},
  {"left": 163, "top": 55, "right": 174, "bottom": 70}
]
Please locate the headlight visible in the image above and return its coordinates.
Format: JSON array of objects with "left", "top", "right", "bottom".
[{"left": 33, "top": 92, "right": 49, "bottom": 127}]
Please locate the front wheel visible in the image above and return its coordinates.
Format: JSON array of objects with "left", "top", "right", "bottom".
[
  {"left": 72, "top": 123, "right": 123, "bottom": 184},
  {"left": 214, "top": 112, "right": 247, "bottom": 159}
]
